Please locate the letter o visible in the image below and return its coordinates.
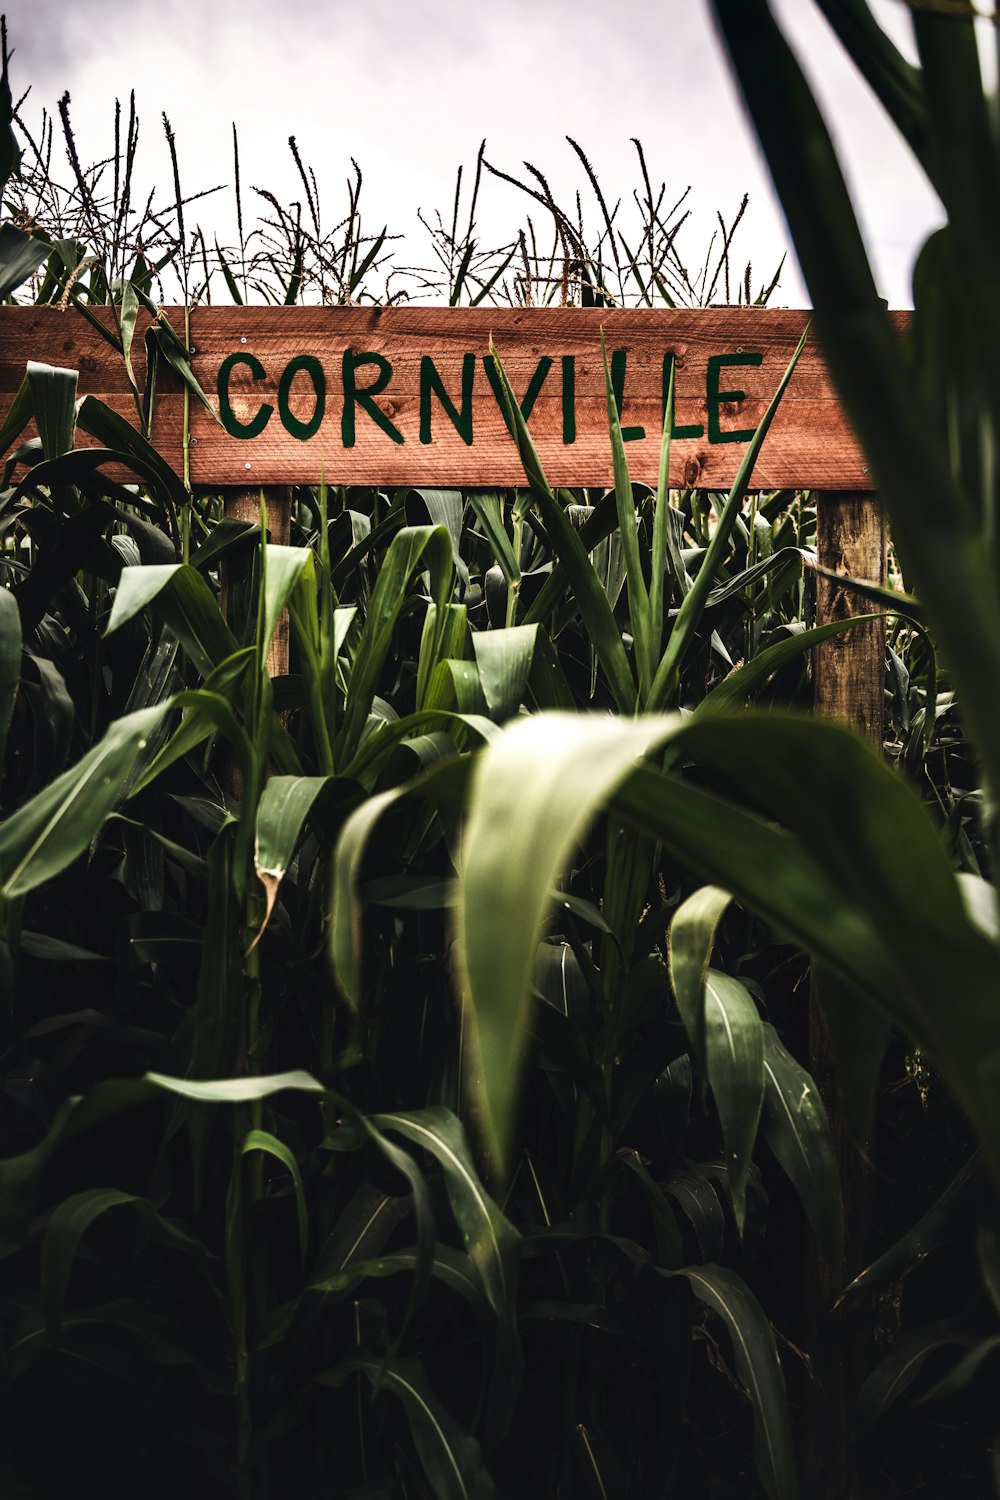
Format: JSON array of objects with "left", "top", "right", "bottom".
[{"left": 278, "top": 355, "right": 326, "bottom": 441}]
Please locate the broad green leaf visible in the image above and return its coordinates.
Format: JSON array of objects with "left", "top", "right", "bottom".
[
  {"left": 812, "top": 0, "right": 930, "bottom": 184},
  {"left": 18, "top": 933, "right": 107, "bottom": 963},
  {"left": 0, "top": 586, "right": 21, "bottom": 768},
  {"left": 261, "top": 542, "right": 311, "bottom": 664},
  {"left": 255, "top": 775, "right": 328, "bottom": 882},
  {"left": 917, "top": 1336, "right": 1000, "bottom": 1406},
  {"left": 0, "top": 368, "right": 32, "bottom": 454},
  {"left": 129, "top": 669, "right": 253, "bottom": 801},
  {"left": 336, "top": 524, "right": 454, "bottom": 762},
  {"left": 253, "top": 774, "right": 329, "bottom": 940},
  {"left": 0, "top": 1069, "right": 343, "bottom": 1247},
  {"left": 856, "top": 1320, "right": 972, "bottom": 1434},
  {"left": 144, "top": 1069, "right": 328, "bottom": 1103},
  {"left": 371, "top": 1107, "right": 520, "bottom": 1320},
  {"left": 456, "top": 712, "right": 686, "bottom": 1168},
  {"left": 26, "top": 361, "right": 76, "bottom": 460},
  {"left": 0, "top": 223, "right": 48, "bottom": 299},
  {"left": 697, "top": 615, "right": 882, "bottom": 715},
  {"left": 423, "top": 659, "right": 487, "bottom": 718},
  {"left": 487, "top": 346, "right": 637, "bottom": 713},
  {"left": 468, "top": 491, "right": 519, "bottom": 584},
  {"left": 321, "top": 1353, "right": 494, "bottom": 1500},
  {"left": 76, "top": 394, "right": 188, "bottom": 516},
  {"left": 237, "top": 1128, "right": 308, "bottom": 1263},
  {"left": 310, "top": 1243, "right": 488, "bottom": 1322},
  {"left": 663, "top": 1170, "right": 725, "bottom": 1262},
  {"left": 417, "top": 602, "right": 468, "bottom": 712},
  {"left": 330, "top": 786, "right": 408, "bottom": 1010},
  {"left": 710, "top": 0, "right": 1000, "bottom": 813},
  {"left": 668, "top": 885, "right": 734, "bottom": 1074},
  {"left": 839, "top": 1153, "right": 980, "bottom": 1302},
  {"left": 0, "top": 703, "right": 170, "bottom": 899},
  {"left": 703, "top": 969, "right": 764, "bottom": 1233},
  {"left": 676, "top": 1264, "right": 798, "bottom": 1500},
  {"left": 106, "top": 564, "right": 237, "bottom": 678},
  {"left": 760, "top": 1023, "right": 842, "bottom": 1264},
  {"left": 410, "top": 488, "right": 465, "bottom": 566},
  {"left": 471, "top": 625, "right": 537, "bottom": 723},
  {"left": 372, "top": 1108, "right": 522, "bottom": 1448},
  {"left": 41, "top": 1187, "right": 213, "bottom": 1341}
]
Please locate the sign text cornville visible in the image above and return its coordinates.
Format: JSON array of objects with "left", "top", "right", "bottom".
[{"left": 0, "top": 308, "right": 897, "bottom": 489}]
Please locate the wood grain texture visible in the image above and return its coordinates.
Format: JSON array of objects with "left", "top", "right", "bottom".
[
  {"left": 220, "top": 486, "right": 292, "bottom": 682},
  {"left": 805, "top": 491, "right": 886, "bottom": 1500},
  {"left": 0, "top": 306, "right": 904, "bottom": 490},
  {"left": 814, "top": 493, "right": 887, "bottom": 738}
]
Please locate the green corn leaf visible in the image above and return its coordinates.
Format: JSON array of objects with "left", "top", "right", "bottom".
[
  {"left": 697, "top": 615, "right": 882, "bottom": 715},
  {"left": 668, "top": 885, "right": 734, "bottom": 1076},
  {"left": 839, "top": 1154, "right": 980, "bottom": 1303},
  {"left": 106, "top": 563, "right": 238, "bottom": 678},
  {"left": 129, "top": 650, "right": 254, "bottom": 796},
  {"left": 237, "top": 1129, "right": 308, "bottom": 1263},
  {"left": 331, "top": 785, "right": 410, "bottom": 1010},
  {"left": 813, "top": 0, "right": 931, "bottom": 179},
  {"left": 456, "top": 712, "right": 687, "bottom": 1170},
  {"left": 119, "top": 278, "right": 141, "bottom": 393},
  {"left": 371, "top": 1107, "right": 520, "bottom": 1321},
  {"left": 664, "top": 1170, "right": 725, "bottom": 1262},
  {"left": 41, "top": 1187, "right": 214, "bottom": 1342},
  {"left": 255, "top": 775, "right": 328, "bottom": 883},
  {"left": 471, "top": 625, "right": 537, "bottom": 723},
  {"left": 0, "top": 368, "right": 32, "bottom": 454},
  {"left": 26, "top": 362, "right": 77, "bottom": 460},
  {"left": 0, "top": 587, "right": 21, "bottom": 769},
  {"left": 320, "top": 1353, "right": 495, "bottom": 1500},
  {"left": 703, "top": 969, "right": 764, "bottom": 1234},
  {"left": 417, "top": 601, "right": 468, "bottom": 712},
  {"left": 917, "top": 1336, "right": 1000, "bottom": 1407},
  {"left": 710, "top": 0, "right": 1000, "bottom": 809},
  {"left": 253, "top": 773, "right": 330, "bottom": 940},
  {"left": 856, "top": 1319, "right": 972, "bottom": 1435},
  {"left": 675, "top": 1264, "right": 798, "bottom": 1500},
  {"left": 468, "top": 491, "right": 520, "bottom": 584},
  {"left": 76, "top": 394, "right": 188, "bottom": 517},
  {"left": 602, "top": 333, "right": 654, "bottom": 698},
  {"left": 0, "top": 703, "right": 171, "bottom": 900},
  {"left": 487, "top": 345, "right": 637, "bottom": 713},
  {"left": 615, "top": 712, "right": 1000, "bottom": 1187},
  {"left": 423, "top": 659, "right": 488, "bottom": 718},
  {"left": 0, "top": 223, "right": 48, "bottom": 299},
  {"left": 336, "top": 524, "right": 454, "bottom": 763},
  {"left": 261, "top": 541, "right": 311, "bottom": 666},
  {"left": 760, "top": 1023, "right": 843, "bottom": 1265},
  {"left": 311, "top": 1244, "right": 489, "bottom": 1323}
]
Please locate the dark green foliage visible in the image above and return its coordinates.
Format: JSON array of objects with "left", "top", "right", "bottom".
[{"left": 1, "top": 14, "right": 996, "bottom": 1497}]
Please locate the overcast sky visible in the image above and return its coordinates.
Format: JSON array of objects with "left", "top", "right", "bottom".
[{"left": 7, "top": 0, "right": 950, "bottom": 308}]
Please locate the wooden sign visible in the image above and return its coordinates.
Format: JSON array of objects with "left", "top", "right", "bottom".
[{"left": 0, "top": 307, "right": 898, "bottom": 491}]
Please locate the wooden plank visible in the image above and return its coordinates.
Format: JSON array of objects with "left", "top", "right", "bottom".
[
  {"left": 0, "top": 306, "right": 902, "bottom": 491},
  {"left": 805, "top": 491, "right": 886, "bottom": 1500}
]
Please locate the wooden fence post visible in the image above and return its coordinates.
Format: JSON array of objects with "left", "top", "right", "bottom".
[
  {"left": 220, "top": 486, "right": 293, "bottom": 681},
  {"left": 805, "top": 490, "right": 886, "bottom": 1500}
]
